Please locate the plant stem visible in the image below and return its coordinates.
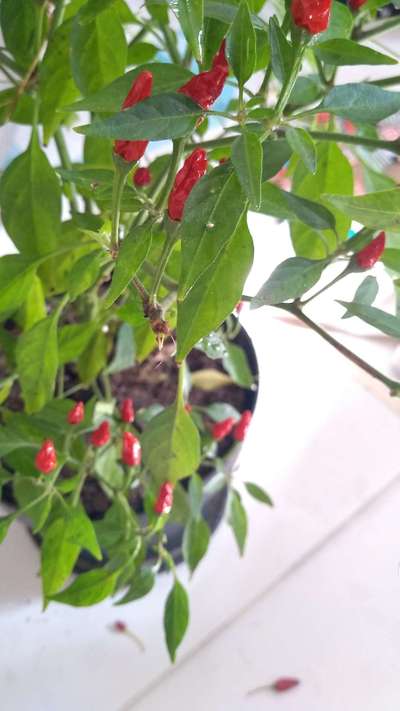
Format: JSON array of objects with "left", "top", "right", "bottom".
[
  {"left": 369, "top": 74, "right": 400, "bottom": 88},
  {"left": 354, "top": 14, "right": 400, "bottom": 41},
  {"left": 306, "top": 129, "right": 400, "bottom": 155},
  {"left": 300, "top": 264, "right": 352, "bottom": 306},
  {"left": 110, "top": 162, "right": 130, "bottom": 252},
  {"left": 54, "top": 127, "right": 79, "bottom": 214},
  {"left": 274, "top": 42, "right": 307, "bottom": 121},
  {"left": 49, "top": 0, "right": 66, "bottom": 40},
  {"left": 277, "top": 302, "right": 400, "bottom": 395},
  {"left": 159, "top": 24, "right": 181, "bottom": 64},
  {"left": 142, "top": 259, "right": 178, "bottom": 291},
  {"left": 149, "top": 227, "right": 178, "bottom": 305},
  {"left": 72, "top": 452, "right": 91, "bottom": 507}
]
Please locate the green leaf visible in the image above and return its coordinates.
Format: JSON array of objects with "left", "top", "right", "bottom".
[
  {"left": 183, "top": 517, "right": 210, "bottom": 574},
  {"left": 78, "top": 0, "right": 117, "bottom": 22},
  {"left": 173, "top": 0, "right": 204, "bottom": 63},
  {"left": 382, "top": 249, "right": 400, "bottom": 272},
  {"left": 286, "top": 127, "right": 317, "bottom": 175},
  {"left": 57, "top": 167, "right": 114, "bottom": 189},
  {"left": 325, "top": 189, "right": 400, "bottom": 231},
  {"left": 70, "top": 6, "right": 127, "bottom": 95},
  {"left": 177, "top": 216, "right": 253, "bottom": 360},
  {"left": 251, "top": 257, "right": 326, "bottom": 308},
  {"left": 115, "top": 568, "right": 155, "bottom": 604},
  {"left": 66, "top": 506, "right": 102, "bottom": 561},
  {"left": 78, "top": 331, "right": 109, "bottom": 384},
  {"left": 14, "top": 478, "right": 52, "bottom": 532},
  {"left": 291, "top": 142, "right": 353, "bottom": 259},
  {"left": 321, "top": 84, "right": 400, "bottom": 124},
  {"left": 337, "top": 301, "right": 400, "bottom": 338},
  {"left": 188, "top": 473, "right": 204, "bottom": 519},
  {"left": 268, "top": 16, "right": 293, "bottom": 84},
  {"left": 142, "top": 399, "right": 201, "bottom": 484},
  {"left": 75, "top": 93, "right": 202, "bottom": 140},
  {"left": 128, "top": 41, "right": 158, "bottom": 65},
  {"left": 39, "top": 20, "right": 80, "bottom": 143},
  {"left": 257, "top": 183, "right": 336, "bottom": 232},
  {"left": 312, "top": 0, "right": 353, "bottom": 42},
  {"left": 20, "top": 275, "right": 46, "bottom": 330},
  {"left": 69, "top": 250, "right": 106, "bottom": 299},
  {"left": 342, "top": 276, "right": 378, "bottom": 319},
  {"left": 58, "top": 322, "right": 98, "bottom": 364},
  {"left": 262, "top": 138, "right": 293, "bottom": 182},
  {"left": 228, "top": 489, "right": 247, "bottom": 556},
  {"left": 0, "top": 514, "right": 14, "bottom": 543},
  {"left": 16, "top": 310, "right": 60, "bottom": 414},
  {"left": 0, "top": 131, "right": 61, "bottom": 257},
  {"left": 0, "top": 428, "right": 32, "bottom": 457},
  {"left": 0, "top": 255, "right": 40, "bottom": 315},
  {"left": 245, "top": 481, "right": 273, "bottom": 506},
  {"left": 104, "top": 226, "right": 152, "bottom": 308},
  {"left": 179, "top": 166, "right": 247, "bottom": 299},
  {"left": 164, "top": 579, "right": 190, "bottom": 662},
  {"left": 66, "top": 63, "right": 193, "bottom": 112},
  {"left": 204, "top": 0, "right": 267, "bottom": 31},
  {"left": 314, "top": 39, "right": 397, "bottom": 67},
  {"left": 222, "top": 341, "right": 253, "bottom": 388},
  {"left": 41, "top": 518, "right": 81, "bottom": 599},
  {"left": 0, "top": 0, "right": 38, "bottom": 69},
  {"left": 227, "top": 0, "right": 256, "bottom": 87},
  {"left": 50, "top": 568, "right": 117, "bottom": 606},
  {"left": 232, "top": 132, "right": 262, "bottom": 208},
  {"left": 106, "top": 323, "right": 135, "bottom": 374}
]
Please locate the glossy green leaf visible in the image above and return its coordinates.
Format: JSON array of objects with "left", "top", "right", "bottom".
[
  {"left": 252, "top": 257, "right": 326, "bottom": 308},
  {"left": 115, "top": 568, "right": 155, "bottom": 604},
  {"left": 228, "top": 489, "right": 247, "bottom": 556},
  {"left": 20, "top": 275, "right": 46, "bottom": 330},
  {"left": 268, "top": 16, "right": 293, "bottom": 84},
  {"left": 57, "top": 167, "right": 114, "bottom": 190},
  {"left": 321, "top": 84, "right": 400, "bottom": 124},
  {"left": 0, "top": 428, "right": 32, "bottom": 457},
  {"left": 177, "top": 216, "right": 253, "bottom": 359},
  {"left": 66, "top": 63, "right": 193, "bottom": 112},
  {"left": 70, "top": 6, "right": 127, "bottom": 95},
  {"left": 39, "top": 20, "right": 80, "bottom": 143},
  {"left": 14, "top": 478, "right": 52, "bottom": 532},
  {"left": 0, "top": 131, "right": 61, "bottom": 257},
  {"left": 127, "top": 41, "right": 158, "bottom": 65},
  {"left": 183, "top": 517, "right": 210, "bottom": 574},
  {"left": 172, "top": 0, "right": 204, "bottom": 63},
  {"left": 78, "top": 330, "right": 109, "bottom": 384},
  {"left": 258, "top": 183, "right": 336, "bottom": 232},
  {"left": 227, "top": 1, "right": 256, "bottom": 86},
  {"left": 232, "top": 132, "right": 262, "bottom": 208},
  {"left": 342, "top": 276, "right": 378, "bottom": 319},
  {"left": 188, "top": 472, "right": 204, "bottom": 519},
  {"left": 382, "top": 249, "right": 400, "bottom": 272},
  {"left": 16, "top": 310, "right": 60, "bottom": 414},
  {"left": 106, "top": 323, "right": 135, "bottom": 374},
  {"left": 337, "top": 301, "right": 400, "bottom": 338},
  {"left": 315, "top": 39, "right": 397, "bottom": 67},
  {"left": 50, "top": 568, "right": 117, "bottom": 606},
  {"left": 69, "top": 250, "right": 106, "bottom": 299},
  {"left": 222, "top": 341, "right": 253, "bottom": 388},
  {"left": 179, "top": 166, "right": 247, "bottom": 299},
  {"left": 66, "top": 506, "right": 102, "bottom": 561},
  {"left": 76, "top": 93, "right": 202, "bottom": 141},
  {"left": 164, "top": 579, "right": 190, "bottom": 662},
  {"left": 245, "top": 481, "right": 273, "bottom": 506},
  {"left": 262, "top": 138, "right": 293, "bottom": 182},
  {"left": 325, "top": 189, "right": 400, "bottom": 231},
  {"left": 142, "top": 399, "right": 200, "bottom": 484},
  {"left": 58, "top": 322, "right": 98, "bottom": 364},
  {"left": 291, "top": 142, "right": 353, "bottom": 259},
  {"left": 0, "top": 515, "right": 14, "bottom": 544},
  {"left": 41, "top": 518, "right": 81, "bottom": 599},
  {"left": 286, "top": 127, "right": 317, "bottom": 175},
  {"left": 104, "top": 227, "right": 152, "bottom": 308},
  {"left": 0, "top": 255, "right": 40, "bottom": 315},
  {"left": 204, "top": 0, "right": 267, "bottom": 31}
]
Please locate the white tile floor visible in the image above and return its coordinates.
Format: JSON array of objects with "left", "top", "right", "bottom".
[{"left": 1, "top": 24, "right": 400, "bottom": 711}]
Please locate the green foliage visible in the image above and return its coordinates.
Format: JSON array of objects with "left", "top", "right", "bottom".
[
  {"left": 228, "top": 489, "right": 247, "bottom": 555},
  {"left": 164, "top": 579, "right": 190, "bottom": 662},
  {"left": 252, "top": 257, "right": 326, "bottom": 308}
]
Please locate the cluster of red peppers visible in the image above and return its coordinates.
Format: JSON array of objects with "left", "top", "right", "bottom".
[
  {"left": 355, "top": 231, "right": 386, "bottom": 269},
  {"left": 211, "top": 410, "right": 252, "bottom": 443}
]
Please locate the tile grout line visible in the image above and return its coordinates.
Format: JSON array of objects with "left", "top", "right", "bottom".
[{"left": 118, "top": 469, "right": 400, "bottom": 711}]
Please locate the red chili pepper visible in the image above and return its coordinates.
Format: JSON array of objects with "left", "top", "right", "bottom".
[
  {"left": 316, "top": 111, "right": 330, "bottom": 125},
  {"left": 67, "top": 401, "right": 85, "bottom": 425},
  {"left": 133, "top": 167, "right": 151, "bottom": 187},
  {"left": 212, "top": 417, "right": 236, "bottom": 441},
  {"left": 120, "top": 398, "right": 135, "bottom": 424},
  {"left": 90, "top": 421, "right": 111, "bottom": 448},
  {"left": 272, "top": 677, "right": 300, "bottom": 693},
  {"left": 154, "top": 481, "right": 174, "bottom": 514},
  {"left": 114, "top": 71, "right": 153, "bottom": 163},
  {"left": 184, "top": 403, "right": 193, "bottom": 413},
  {"left": 291, "top": 0, "right": 332, "bottom": 34},
  {"left": 233, "top": 410, "right": 252, "bottom": 442},
  {"left": 35, "top": 439, "right": 57, "bottom": 474},
  {"left": 179, "top": 41, "right": 229, "bottom": 110},
  {"left": 355, "top": 231, "right": 385, "bottom": 269},
  {"left": 122, "top": 431, "right": 141, "bottom": 467},
  {"left": 168, "top": 148, "right": 208, "bottom": 221},
  {"left": 349, "top": 0, "right": 367, "bottom": 9}
]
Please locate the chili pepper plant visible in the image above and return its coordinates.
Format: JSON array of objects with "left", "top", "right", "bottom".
[{"left": 1, "top": 0, "right": 400, "bottom": 662}]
